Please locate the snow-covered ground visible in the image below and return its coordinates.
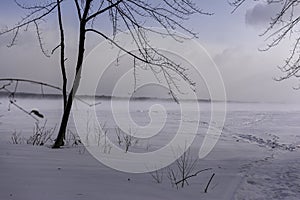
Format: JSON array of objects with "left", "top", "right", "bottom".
[{"left": 0, "top": 98, "right": 299, "bottom": 200}]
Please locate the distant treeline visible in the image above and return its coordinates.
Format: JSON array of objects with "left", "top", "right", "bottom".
[{"left": 0, "top": 92, "right": 213, "bottom": 102}]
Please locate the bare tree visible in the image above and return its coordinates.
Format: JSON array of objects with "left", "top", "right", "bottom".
[
  {"left": 0, "top": 0, "right": 210, "bottom": 148},
  {"left": 230, "top": 0, "right": 300, "bottom": 87}
]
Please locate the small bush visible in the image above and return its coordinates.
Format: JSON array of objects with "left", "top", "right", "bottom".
[
  {"left": 166, "top": 147, "right": 212, "bottom": 188},
  {"left": 11, "top": 131, "right": 24, "bottom": 144},
  {"left": 26, "top": 121, "right": 55, "bottom": 146},
  {"left": 114, "top": 127, "right": 138, "bottom": 153}
]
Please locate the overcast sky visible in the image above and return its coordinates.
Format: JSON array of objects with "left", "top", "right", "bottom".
[{"left": 0, "top": 0, "right": 300, "bottom": 103}]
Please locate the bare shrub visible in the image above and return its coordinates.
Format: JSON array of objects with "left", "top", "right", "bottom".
[
  {"left": 115, "top": 127, "right": 123, "bottom": 146},
  {"left": 92, "top": 121, "right": 111, "bottom": 153},
  {"left": 123, "top": 128, "right": 138, "bottom": 153},
  {"left": 167, "top": 167, "right": 179, "bottom": 189},
  {"left": 94, "top": 121, "right": 107, "bottom": 147},
  {"left": 167, "top": 147, "right": 212, "bottom": 188},
  {"left": 114, "top": 127, "right": 138, "bottom": 153},
  {"left": 102, "top": 127, "right": 112, "bottom": 154},
  {"left": 27, "top": 121, "right": 56, "bottom": 146},
  {"left": 65, "top": 129, "right": 82, "bottom": 147},
  {"left": 149, "top": 169, "right": 164, "bottom": 184},
  {"left": 11, "top": 131, "right": 24, "bottom": 144}
]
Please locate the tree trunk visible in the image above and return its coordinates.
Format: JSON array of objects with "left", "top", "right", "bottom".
[
  {"left": 52, "top": 89, "right": 75, "bottom": 148},
  {"left": 52, "top": 49, "right": 84, "bottom": 148},
  {"left": 52, "top": 1, "right": 91, "bottom": 148},
  {"left": 52, "top": 41, "right": 85, "bottom": 148},
  {"left": 56, "top": 0, "right": 67, "bottom": 110}
]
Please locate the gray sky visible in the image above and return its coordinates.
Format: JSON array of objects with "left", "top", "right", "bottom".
[{"left": 0, "top": 0, "right": 299, "bottom": 103}]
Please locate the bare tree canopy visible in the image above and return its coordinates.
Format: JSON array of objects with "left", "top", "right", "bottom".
[
  {"left": 0, "top": 0, "right": 209, "bottom": 148},
  {"left": 230, "top": 0, "right": 300, "bottom": 87}
]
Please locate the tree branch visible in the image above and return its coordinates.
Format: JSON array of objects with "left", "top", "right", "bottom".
[
  {"left": 86, "top": 0, "right": 125, "bottom": 22},
  {"left": 0, "top": 78, "right": 62, "bottom": 91},
  {"left": 175, "top": 168, "right": 212, "bottom": 186},
  {"left": 73, "top": 0, "right": 82, "bottom": 20}
]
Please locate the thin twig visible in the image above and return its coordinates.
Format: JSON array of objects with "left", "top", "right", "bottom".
[{"left": 204, "top": 173, "right": 215, "bottom": 193}]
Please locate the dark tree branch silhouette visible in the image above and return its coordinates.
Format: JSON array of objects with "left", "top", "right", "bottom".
[
  {"left": 0, "top": 0, "right": 209, "bottom": 148},
  {"left": 0, "top": 79, "right": 61, "bottom": 121},
  {"left": 55, "top": 0, "right": 68, "bottom": 110},
  {"left": 230, "top": 0, "right": 300, "bottom": 88},
  {"left": 0, "top": 79, "right": 102, "bottom": 109}
]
